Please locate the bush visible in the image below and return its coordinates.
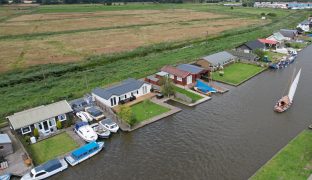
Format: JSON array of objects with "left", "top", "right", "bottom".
[
  {"left": 260, "top": 12, "right": 265, "bottom": 16},
  {"left": 267, "top": 13, "right": 277, "bottom": 17},
  {"left": 230, "top": 6, "right": 234, "bottom": 10},
  {"left": 56, "top": 120, "right": 62, "bottom": 129},
  {"left": 33, "top": 128, "right": 39, "bottom": 139},
  {"left": 24, "top": 135, "right": 31, "bottom": 143}
]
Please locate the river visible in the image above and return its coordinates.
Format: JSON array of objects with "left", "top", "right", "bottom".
[{"left": 52, "top": 45, "right": 312, "bottom": 180}]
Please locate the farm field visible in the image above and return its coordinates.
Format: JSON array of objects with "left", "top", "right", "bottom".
[{"left": 0, "top": 4, "right": 308, "bottom": 124}]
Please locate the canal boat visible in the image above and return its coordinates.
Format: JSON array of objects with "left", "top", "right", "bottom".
[
  {"left": 64, "top": 141, "right": 104, "bottom": 166},
  {"left": 21, "top": 158, "right": 68, "bottom": 180},
  {"left": 274, "top": 68, "right": 301, "bottom": 112},
  {"left": 90, "top": 123, "right": 111, "bottom": 138},
  {"left": 99, "top": 118, "right": 119, "bottom": 133},
  {"left": 74, "top": 122, "right": 98, "bottom": 142}
]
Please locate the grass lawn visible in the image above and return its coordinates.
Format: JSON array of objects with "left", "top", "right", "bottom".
[
  {"left": 265, "top": 51, "right": 285, "bottom": 63},
  {"left": 212, "top": 62, "right": 266, "bottom": 86},
  {"left": 252, "top": 130, "right": 312, "bottom": 180},
  {"left": 29, "top": 132, "right": 79, "bottom": 164},
  {"left": 131, "top": 100, "right": 170, "bottom": 123},
  {"left": 173, "top": 86, "right": 203, "bottom": 103}
]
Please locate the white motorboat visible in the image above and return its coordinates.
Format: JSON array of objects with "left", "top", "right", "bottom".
[
  {"left": 99, "top": 118, "right": 119, "bottom": 133},
  {"left": 76, "top": 111, "right": 93, "bottom": 122},
  {"left": 74, "top": 122, "right": 98, "bottom": 142},
  {"left": 65, "top": 141, "right": 104, "bottom": 166},
  {"left": 21, "top": 158, "right": 68, "bottom": 180},
  {"left": 90, "top": 123, "right": 111, "bottom": 139}
]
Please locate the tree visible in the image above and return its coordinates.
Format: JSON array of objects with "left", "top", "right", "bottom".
[
  {"left": 56, "top": 120, "right": 62, "bottom": 129},
  {"left": 119, "top": 105, "right": 134, "bottom": 125},
  {"left": 160, "top": 77, "right": 175, "bottom": 97},
  {"left": 254, "top": 49, "right": 266, "bottom": 61},
  {"left": 33, "top": 128, "right": 39, "bottom": 139}
]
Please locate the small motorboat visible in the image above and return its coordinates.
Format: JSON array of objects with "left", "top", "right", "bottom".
[
  {"left": 0, "top": 173, "right": 11, "bottom": 180},
  {"left": 64, "top": 141, "right": 104, "bottom": 166},
  {"left": 99, "top": 118, "right": 119, "bottom": 133},
  {"left": 85, "top": 106, "right": 105, "bottom": 121},
  {"left": 76, "top": 111, "right": 93, "bottom": 122},
  {"left": 74, "top": 122, "right": 98, "bottom": 142},
  {"left": 21, "top": 158, "right": 68, "bottom": 180},
  {"left": 90, "top": 123, "right": 111, "bottom": 139}
]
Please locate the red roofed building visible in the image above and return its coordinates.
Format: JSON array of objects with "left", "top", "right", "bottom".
[
  {"left": 258, "top": 38, "right": 279, "bottom": 49},
  {"left": 160, "top": 66, "right": 194, "bottom": 86}
]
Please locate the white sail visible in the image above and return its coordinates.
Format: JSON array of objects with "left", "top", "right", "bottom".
[{"left": 288, "top": 69, "right": 301, "bottom": 102}]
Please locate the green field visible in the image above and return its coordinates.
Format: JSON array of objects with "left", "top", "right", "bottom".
[
  {"left": 29, "top": 132, "right": 79, "bottom": 164},
  {"left": 0, "top": 4, "right": 309, "bottom": 124},
  {"left": 131, "top": 100, "right": 170, "bottom": 123},
  {"left": 173, "top": 86, "right": 203, "bottom": 103},
  {"left": 252, "top": 130, "right": 312, "bottom": 180},
  {"left": 212, "top": 63, "right": 266, "bottom": 86}
]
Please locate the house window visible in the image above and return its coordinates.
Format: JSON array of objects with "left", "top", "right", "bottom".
[
  {"left": 169, "top": 74, "right": 174, "bottom": 79},
  {"left": 38, "top": 124, "right": 42, "bottom": 130},
  {"left": 137, "top": 90, "right": 139, "bottom": 94},
  {"left": 57, "top": 114, "right": 66, "bottom": 122},
  {"left": 177, "top": 77, "right": 182, "bottom": 82},
  {"left": 21, "top": 126, "right": 31, "bottom": 135}
]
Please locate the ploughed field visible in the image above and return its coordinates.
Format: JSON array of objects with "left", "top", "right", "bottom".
[{"left": 0, "top": 5, "right": 264, "bottom": 72}]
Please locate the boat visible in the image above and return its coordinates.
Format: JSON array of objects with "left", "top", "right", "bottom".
[
  {"left": 21, "top": 158, "right": 68, "bottom": 180},
  {"left": 85, "top": 106, "right": 105, "bottom": 121},
  {"left": 274, "top": 69, "right": 301, "bottom": 112},
  {"left": 64, "top": 141, "right": 104, "bottom": 166},
  {"left": 194, "top": 79, "right": 216, "bottom": 96},
  {"left": 76, "top": 111, "right": 93, "bottom": 122},
  {"left": 99, "top": 118, "right": 119, "bottom": 133},
  {"left": 0, "top": 173, "right": 11, "bottom": 180},
  {"left": 90, "top": 123, "right": 111, "bottom": 139},
  {"left": 74, "top": 122, "right": 98, "bottom": 142}
]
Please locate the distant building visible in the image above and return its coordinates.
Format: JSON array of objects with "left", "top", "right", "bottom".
[
  {"left": 0, "top": 134, "right": 13, "bottom": 157},
  {"left": 279, "top": 29, "right": 298, "bottom": 39},
  {"left": 297, "top": 20, "right": 311, "bottom": 32},
  {"left": 176, "top": 64, "right": 208, "bottom": 80},
  {"left": 236, "top": 40, "right": 266, "bottom": 53},
  {"left": 161, "top": 66, "right": 194, "bottom": 86},
  {"left": 197, "top": 51, "right": 236, "bottom": 70},
  {"left": 227, "top": 50, "right": 259, "bottom": 61},
  {"left": 92, "top": 78, "right": 151, "bottom": 107}
]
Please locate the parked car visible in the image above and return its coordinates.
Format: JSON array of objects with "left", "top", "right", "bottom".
[
  {"left": 99, "top": 118, "right": 119, "bottom": 133},
  {"left": 156, "top": 93, "right": 164, "bottom": 99},
  {"left": 21, "top": 158, "right": 68, "bottom": 180},
  {"left": 74, "top": 122, "right": 98, "bottom": 142},
  {"left": 76, "top": 111, "right": 93, "bottom": 122},
  {"left": 85, "top": 106, "right": 105, "bottom": 121}
]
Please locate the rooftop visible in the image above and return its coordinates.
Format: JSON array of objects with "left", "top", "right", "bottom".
[
  {"left": 176, "top": 64, "right": 205, "bottom": 74},
  {"left": 243, "top": 40, "right": 266, "bottom": 50},
  {"left": 161, "top": 66, "right": 190, "bottom": 78},
  {"left": 7, "top": 100, "right": 73, "bottom": 130},
  {"left": 0, "top": 134, "right": 11, "bottom": 144},
  {"left": 202, "top": 51, "right": 236, "bottom": 66}
]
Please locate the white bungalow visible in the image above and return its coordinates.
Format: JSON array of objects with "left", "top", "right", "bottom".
[
  {"left": 6, "top": 100, "right": 73, "bottom": 136},
  {"left": 92, "top": 78, "right": 151, "bottom": 107}
]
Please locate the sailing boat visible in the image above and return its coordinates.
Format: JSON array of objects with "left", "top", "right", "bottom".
[{"left": 274, "top": 68, "right": 301, "bottom": 113}]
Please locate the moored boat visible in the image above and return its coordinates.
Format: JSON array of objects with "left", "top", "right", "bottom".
[
  {"left": 90, "top": 123, "right": 111, "bottom": 138},
  {"left": 274, "top": 69, "right": 301, "bottom": 112},
  {"left": 74, "top": 122, "right": 98, "bottom": 142},
  {"left": 64, "top": 141, "right": 104, "bottom": 166}
]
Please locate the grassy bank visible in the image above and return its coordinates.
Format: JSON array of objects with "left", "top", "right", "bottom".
[
  {"left": 212, "top": 62, "right": 266, "bottom": 86},
  {"left": 251, "top": 130, "right": 312, "bottom": 180},
  {"left": 131, "top": 100, "right": 170, "bottom": 123},
  {"left": 29, "top": 132, "right": 79, "bottom": 164},
  {"left": 174, "top": 86, "right": 203, "bottom": 103},
  {"left": 0, "top": 7, "right": 308, "bottom": 123}
]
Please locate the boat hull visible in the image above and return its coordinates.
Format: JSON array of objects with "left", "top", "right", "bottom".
[{"left": 274, "top": 96, "right": 292, "bottom": 113}]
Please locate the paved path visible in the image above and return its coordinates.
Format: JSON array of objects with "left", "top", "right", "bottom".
[{"left": 65, "top": 126, "right": 85, "bottom": 147}]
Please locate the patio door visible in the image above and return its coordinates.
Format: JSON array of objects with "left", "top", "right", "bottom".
[
  {"left": 186, "top": 75, "right": 192, "bottom": 85},
  {"left": 43, "top": 121, "right": 49, "bottom": 132}
]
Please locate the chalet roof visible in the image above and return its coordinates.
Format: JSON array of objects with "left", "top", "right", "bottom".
[
  {"left": 161, "top": 66, "right": 190, "bottom": 78},
  {"left": 92, "top": 78, "right": 145, "bottom": 100},
  {"left": 258, "top": 38, "right": 278, "bottom": 45},
  {"left": 227, "top": 50, "right": 259, "bottom": 61},
  {"left": 243, "top": 40, "right": 266, "bottom": 50},
  {"left": 176, "top": 64, "right": 205, "bottom": 74},
  {"left": 7, "top": 100, "right": 73, "bottom": 130},
  {"left": 201, "top": 51, "right": 236, "bottom": 66},
  {"left": 280, "top": 29, "right": 297, "bottom": 38}
]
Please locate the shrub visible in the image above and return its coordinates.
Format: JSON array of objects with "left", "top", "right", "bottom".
[
  {"left": 230, "top": 6, "right": 234, "bottom": 10},
  {"left": 128, "top": 113, "right": 137, "bottom": 126},
  {"left": 260, "top": 12, "right": 265, "bottom": 16},
  {"left": 56, "top": 120, "right": 62, "bottom": 129},
  {"left": 24, "top": 135, "right": 31, "bottom": 143},
  {"left": 267, "top": 13, "right": 277, "bottom": 17},
  {"left": 33, "top": 128, "right": 39, "bottom": 139}
]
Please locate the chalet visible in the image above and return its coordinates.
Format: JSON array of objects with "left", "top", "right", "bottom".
[
  {"left": 176, "top": 64, "right": 208, "bottom": 79},
  {"left": 258, "top": 38, "right": 278, "bottom": 49},
  {"left": 161, "top": 66, "right": 194, "bottom": 86},
  {"left": 236, "top": 40, "right": 266, "bottom": 53},
  {"left": 297, "top": 20, "right": 311, "bottom": 32},
  {"left": 6, "top": 100, "right": 73, "bottom": 136},
  {"left": 92, "top": 78, "right": 151, "bottom": 107},
  {"left": 279, "top": 29, "right": 298, "bottom": 39},
  {"left": 197, "top": 51, "right": 236, "bottom": 70},
  {"left": 267, "top": 32, "right": 289, "bottom": 43},
  {"left": 227, "top": 50, "right": 259, "bottom": 61}
]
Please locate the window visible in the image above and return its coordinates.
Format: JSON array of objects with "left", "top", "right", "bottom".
[
  {"left": 38, "top": 124, "right": 42, "bottom": 130},
  {"left": 57, "top": 114, "right": 66, "bottom": 122},
  {"left": 35, "top": 172, "right": 46, "bottom": 177},
  {"left": 177, "top": 77, "right": 182, "bottom": 82},
  {"left": 169, "top": 74, "right": 174, "bottom": 79},
  {"left": 21, "top": 126, "right": 31, "bottom": 135}
]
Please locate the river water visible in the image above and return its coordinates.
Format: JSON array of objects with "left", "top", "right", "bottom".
[{"left": 53, "top": 45, "right": 312, "bottom": 180}]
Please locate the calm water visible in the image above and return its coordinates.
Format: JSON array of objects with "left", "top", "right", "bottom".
[{"left": 53, "top": 46, "right": 312, "bottom": 180}]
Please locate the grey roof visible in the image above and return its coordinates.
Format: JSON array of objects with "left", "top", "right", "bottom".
[
  {"left": 146, "top": 75, "right": 159, "bottom": 82},
  {"left": 0, "top": 134, "right": 11, "bottom": 144},
  {"left": 34, "top": 159, "right": 62, "bottom": 173},
  {"left": 202, "top": 51, "right": 236, "bottom": 66},
  {"left": 176, "top": 64, "right": 205, "bottom": 74},
  {"left": 227, "top": 50, "right": 259, "bottom": 61},
  {"left": 299, "top": 20, "right": 310, "bottom": 25},
  {"left": 280, "top": 29, "right": 297, "bottom": 38},
  {"left": 92, "top": 78, "right": 145, "bottom": 100},
  {"left": 244, "top": 40, "right": 265, "bottom": 50},
  {"left": 7, "top": 100, "right": 73, "bottom": 130}
]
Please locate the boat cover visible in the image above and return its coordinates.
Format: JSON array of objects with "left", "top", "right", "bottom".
[
  {"left": 75, "top": 122, "right": 88, "bottom": 130},
  {"left": 195, "top": 80, "right": 216, "bottom": 93},
  {"left": 72, "top": 142, "right": 98, "bottom": 158}
]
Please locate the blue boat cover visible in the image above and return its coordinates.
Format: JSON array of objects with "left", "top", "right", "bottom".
[
  {"left": 72, "top": 142, "right": 98, "bottom": 158},
  {"left": 196, "top": 80, "right": 216, "bottom": 93},
  {"left": 75, "top": 122, "right": 88, "bottom": 130}
]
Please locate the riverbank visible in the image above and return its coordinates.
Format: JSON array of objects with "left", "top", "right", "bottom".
[{"left": 251, "top": 130, "right": 312, "bottom": 180}]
